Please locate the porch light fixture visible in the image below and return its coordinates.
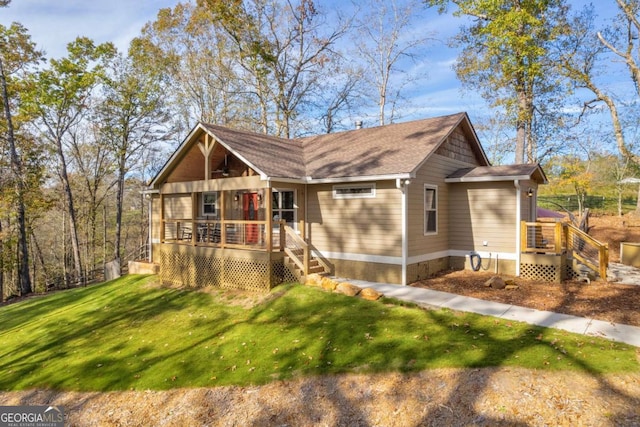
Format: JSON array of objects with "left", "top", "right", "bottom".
[
  {"left": 257, "top": 193, "right": 263, "bottom": 203},
  {"left": 234, "top": 193, "right": 240, "bottom": 202},
  {"left": 527, "top": 188, "right": 534, "bottom": 197}
]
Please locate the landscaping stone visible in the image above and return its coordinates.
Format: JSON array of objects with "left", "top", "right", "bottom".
[
  {"left": 360, "top": 287, "right": 383, "bottom": 301},
  {"left": 321, "top": 277, "right": 339, "bottom": 291},
  {"left": 305, "top": 273, "right": 323, "bottom": 287},
  {"left": 484, "top": 276, "right": 506, "bottom": 289},
  {"left": 335, "top": 282, "right": 361, "bottom": 296}
]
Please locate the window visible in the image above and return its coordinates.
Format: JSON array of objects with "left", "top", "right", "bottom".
[
  {"left": 272, "top": 189, "right": 296, "bottom": 228},
  {"left": 332, "top": 183, "right": 376, "bottom": 199},
  {"left": 202, "top": 192, "right": 218, "bottom": 217},
  {"left": 424, "top": 185, "right": 437, "bottom": 235}
]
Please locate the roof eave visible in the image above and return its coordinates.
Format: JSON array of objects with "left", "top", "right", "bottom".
[
  {"left": 305, "top": 173, "right": 412, "bottom": 184},
  {"left": 444, "top": 174, "right": 535, "bottom": 183}
]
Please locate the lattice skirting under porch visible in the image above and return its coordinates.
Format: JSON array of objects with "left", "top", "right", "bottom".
[
  {"left": 520, "top": 253, "right": 588, "bottom": 283},
  {"left": 158, "top": 246, "right": 298, "bottom": 292}
]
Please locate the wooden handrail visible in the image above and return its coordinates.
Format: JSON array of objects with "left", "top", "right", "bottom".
[
  {"left": 520, "top": 221, "right": 609, "bottom": 279},
  {"left": 565, "top": 223, "right": 609, "bottom": 279},
  {"left": 282, "top": 224, "right": 309, "bottom": 275}
]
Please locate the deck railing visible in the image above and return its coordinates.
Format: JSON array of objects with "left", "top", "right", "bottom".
[
  {"left": 282, "top": 224, "right": 309, "bottom": 274},
  {"left": 521, "top": 221, "right": 609, "bottom": 279},
  {"left": 161, "top": 219, "right": 281, "bottom": 251}
]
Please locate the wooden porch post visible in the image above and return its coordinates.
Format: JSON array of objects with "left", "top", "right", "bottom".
[
  {"left": 265, "top": 187, "right": 272, "bottom": 252},
  {"left": 198, "top": 133, "right": 214, "bottom": 181},
  {"left": 265, "top": 187, "right": 273, "bottom": 286},
  {"left": 191, "top": 192, "right": 197, "bottom": 245},
  {"left": 220, "top": 191, "right": 226, "bottom": 248},
  {"left": 600, "top": 246, "right": 609, "bottom": 280},
  {"left": 160, "top": 193, "right": 165, "bottom": 243},
  {"left": 554, "top": 222, "right": 563, "bottom": 255},
  {"left": 279, "top": 220, "right": 286, "bottom": 251}
]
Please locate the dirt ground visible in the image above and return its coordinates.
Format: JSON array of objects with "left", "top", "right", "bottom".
[
  {"left": 413, "top": 270, "right": 640, "bottom": 327},
  {"left": 1, "top": 368, "right": 639, "bottom": 426},
  {"left": 2, "top": 214, "right": 640, "bottom": 426},
  {"left": 411, "top": 214, "right": 640, "bottom": 328}
]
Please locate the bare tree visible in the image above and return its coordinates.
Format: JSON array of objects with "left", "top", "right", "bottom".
[
  {"left": 559, "top": 1, "right": 640, "bottom": 166},
  {"left": 355, "top": 0, "right": 433, "bottom": 125}
]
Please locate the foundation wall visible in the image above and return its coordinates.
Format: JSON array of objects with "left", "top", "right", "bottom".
[
  {"left": 329, "top": 259, "right": 403, "bottom": 285},
  {"left": 407, "top": 257, "right": 450, "bottom": 282}
]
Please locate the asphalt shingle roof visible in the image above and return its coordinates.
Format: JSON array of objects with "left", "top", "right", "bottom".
[
  {"left": 199, "top": 123, "right": 306, "bottom": 179},
  {"left": 445, "top": 164, "right": 548, "bottom": 183},
  {"left": 152, "top": 112, "right": 544, "bottom": 186},
  {"left": 299, "top": 113, "right": 469, "bottom": 179},
  {"left": 202, "top": 113, "right": 475, "bottom": 180}
]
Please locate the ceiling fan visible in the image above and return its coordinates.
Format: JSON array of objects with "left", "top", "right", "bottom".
[{"left": 211, "top": 154, "right": 235, "bottom": 177}]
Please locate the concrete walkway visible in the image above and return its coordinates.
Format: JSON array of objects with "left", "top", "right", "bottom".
[{"left": 341, "top": 279, "right": 640, "bottom": 348}]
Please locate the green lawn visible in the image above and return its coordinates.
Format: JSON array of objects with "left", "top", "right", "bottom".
[{"left": 0, "top": 275, "right": 637, "bottom": 391}]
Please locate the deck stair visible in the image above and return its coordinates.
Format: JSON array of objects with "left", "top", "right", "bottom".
[
  {"left": 281, "top": 225, "right": 330, "bottom": 282},
  {"left": 521, "top": 220, "right": 609, "bottom": 280}
]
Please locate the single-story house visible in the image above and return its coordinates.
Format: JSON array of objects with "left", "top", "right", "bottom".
[{"left": 144, "top": 112, "right": 554, "bottom": 291}]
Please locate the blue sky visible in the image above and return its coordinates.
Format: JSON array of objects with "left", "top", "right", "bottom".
[{"left": 0, "top": 0, "right": 623, "bottom": 131}]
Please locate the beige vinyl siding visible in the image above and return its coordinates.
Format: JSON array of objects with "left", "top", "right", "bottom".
[
  {"left": 448, "top": 182, "right": 517, "bottom": 253},
  {"left": 307, "top": 181, "right": 402, "bottom": 257},
  {"left": 151, "top": 195, "right": 161, "bottom": 242},
  {"left": 163, "top": 194, "right": 193, "bottom": 219},
  {"left": 407, "top": 154, "right": 476, "bottom": 256}
]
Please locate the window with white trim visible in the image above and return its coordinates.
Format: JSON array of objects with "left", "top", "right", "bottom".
[
  {"left": 272, "top": 189, "right": 296, "bottom": 228},
  {"left": 332, "top": 183, "right": 376, "bottom": 199},
  {"left": 424, "top": 185, "right": 437, "bottom": 235},
  {"left": 202, "top": 192, "right": 219, "bottom": 217}
]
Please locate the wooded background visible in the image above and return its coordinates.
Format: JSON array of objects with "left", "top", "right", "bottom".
[{"left": 1, "top": 0, "right": 639, "bottom": 299}]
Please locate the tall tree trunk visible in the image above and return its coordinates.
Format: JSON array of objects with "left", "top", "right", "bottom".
[
  {"left": 30, "top": 230, "right": 50, "bottom": 288},
  {"left": 114, "top": 161, "right": 125, "bottom": 264},
  {"left": 0, "top": 56, "right": 31, "bottom": 295},
  {"left": 54, "top": 141, "right": 84, "bottom": 285},
  {"left": 515, "top": 89, "right": 527, "bottom": 164},
  {"left": 0, "top": 219, "right": 4, "bottom": 301}
]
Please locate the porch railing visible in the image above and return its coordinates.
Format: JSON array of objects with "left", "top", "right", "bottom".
[
  {"left": 161, "top": 219, "right": 279, "bottom": 251},
  {"left": 282, "top": 224, "right": 310, "bottom": 274},
  {"left": 521, "top": 221, "right": 609, "bottom": 279}
]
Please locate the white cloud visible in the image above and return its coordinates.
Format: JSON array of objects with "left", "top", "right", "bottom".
[{"left": 1, "top": 0, "right": 179, "bottom": 58}]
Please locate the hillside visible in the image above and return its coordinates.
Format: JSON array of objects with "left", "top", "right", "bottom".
[{"left": 0, "top": 273, "right": 638, "bottom": 425}]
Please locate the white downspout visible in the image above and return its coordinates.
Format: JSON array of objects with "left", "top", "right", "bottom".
[
  {"left": 396, "top": 178, "right": 409, "bottom": 285},
  {"left": 514, "top": 180, "right": 522, "bottom": 276}
]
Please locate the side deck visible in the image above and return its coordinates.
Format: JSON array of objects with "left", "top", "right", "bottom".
[{"left": 521, "top": 221, "right": 609, "bottom": 282}]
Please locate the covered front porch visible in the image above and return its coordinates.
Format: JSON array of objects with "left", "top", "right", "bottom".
[{"left": 153, "top": 175, "right": 325, "bottom": 290}]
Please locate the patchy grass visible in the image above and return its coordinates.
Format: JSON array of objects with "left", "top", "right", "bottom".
[{"left": 0, "top": 275, "right": 637, "bottom": 392}]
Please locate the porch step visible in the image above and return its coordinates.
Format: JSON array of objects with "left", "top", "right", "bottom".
[{"left": 284, "top": 255, "right": 328, "bottom": 283}]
